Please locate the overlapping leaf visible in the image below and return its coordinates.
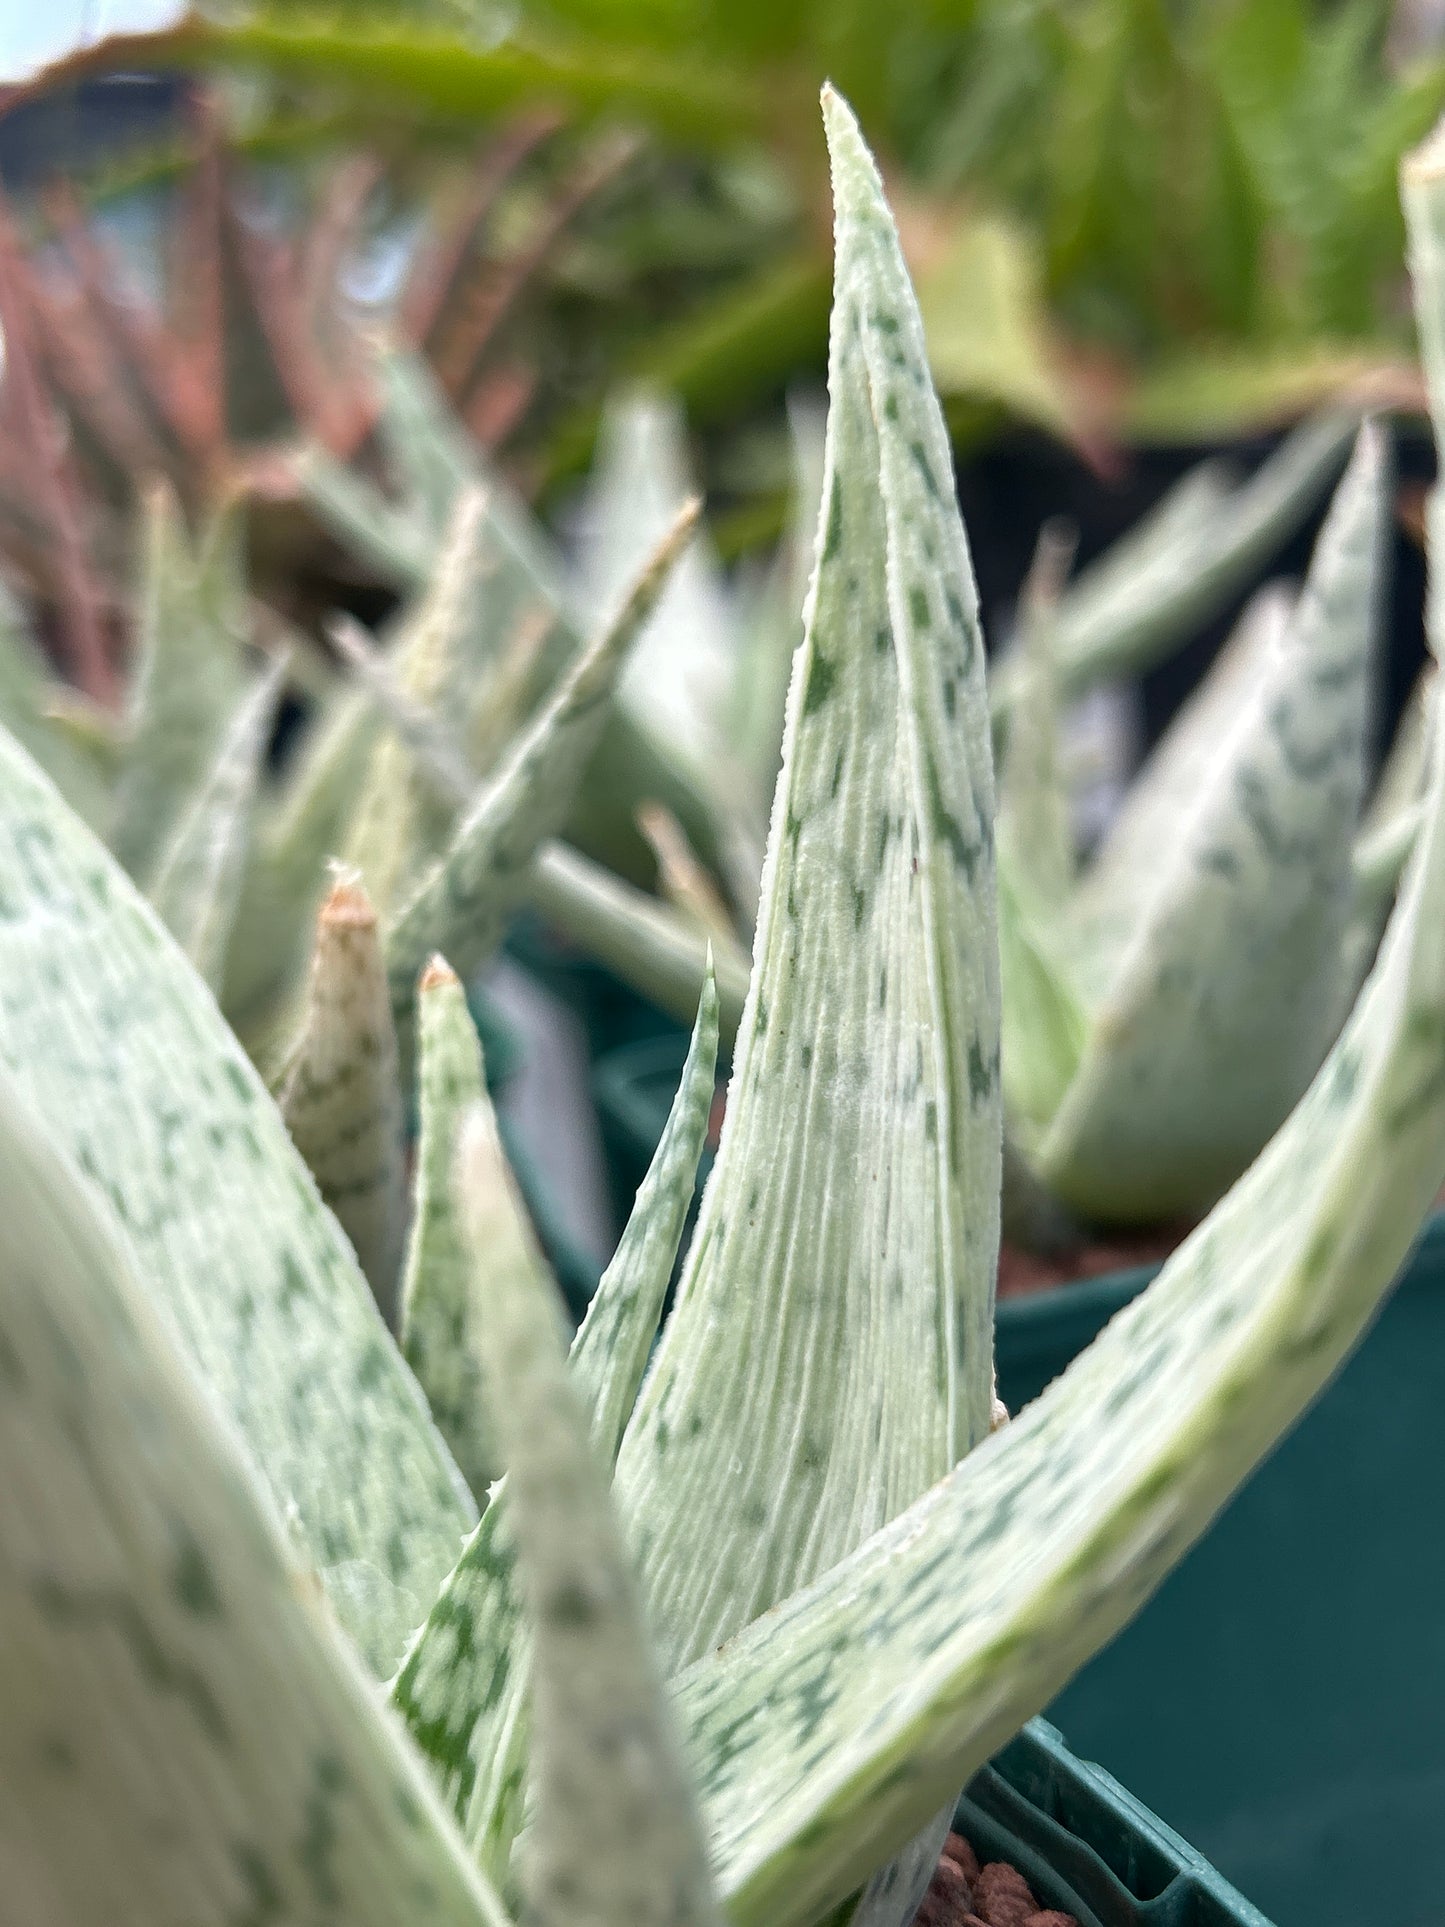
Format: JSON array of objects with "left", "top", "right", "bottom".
[
  {"left": 678, "top": 616, "right": 1445, "bottom": 1927},
  {"left": 111, "top": 488, "right": 248, "bottom": 882},
  {"left": 1039, "top": 425, "right": 1386, "bottom": 1220},
  {"left": 455, "top": 1106, "right": 724, "bottom": 1927},
  {"left": 0, "top": 726, "right": 475, "bottom": 1676},
  {"left": 391, "top": 972, "right": 719, "bottom": 1877},
  {"left": 610, "top": 89, "right": 1001, "bottom": 1686},
  {"left": 0, "top": 1068, "right": 509, "bottom": 1927}
]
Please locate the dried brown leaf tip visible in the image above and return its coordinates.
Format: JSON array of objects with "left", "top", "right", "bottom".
[
  {"left": 320, "top": 872, "right": 377, "bottom": 930},
  {"left": 419, "top": 953, "right": 460, "bottom": 994}
]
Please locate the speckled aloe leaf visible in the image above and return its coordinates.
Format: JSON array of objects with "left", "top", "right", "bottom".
[
  {"left": 375, "top": 350, "right": 485, "bottom": 544},
  {"left": 110, "top": 486, "right": 249, "bottom": 882},
  {"left": 342, "top": 488, "right": 491, "bottom": 918},
  {"left": 0, "top": 728, "right": 476, "bottom": 1676},
  {"left": 304, "top": 350, "right": 720, "bottom": 880},
  {"left": 400, "top": 955, "right": 538, "bottom": 1501},
  {"left": 991, "top": 411, "right": 1355, "bottom": 719},
  {"left": 390, "top": 970, "right": 719, "bottom": 1878},
  {"left": 1064, "top": 581, "right": 1297, "bottom": 1008},
  {"left": 385, "top": 501, "right": 700, "bottom": 1056},
  {"left": 455, "top": 1108, "right": 724, "bottom": 1927},
  {"left": 0, "top": 1069, "right": 511, "bottom": 1927},
  {"left": 308, "top": 609, "right": 750, "bottom": 1050},
  {"left": 38, "top": 685, "right": 127, "bottom": 785},
  {"left": 723, "top": 393, "right": 829, "bottom": 927},
  {"left": 0, "top": 584, "right": 109, "bottom": 829},
  {"left": 1039, "top": 425, "right": 1387, "bottom": 1223},
  {"left": 611, "top": 83, "right": 1001, "bottom": 1676},
  {"left": 280, "top": 876, "right": 408, "bottom": 1326},
  {"left": 677, "top": 654, "right": 1445, "bottom": 1927},
  {"left": 637, "top": 801, "right": 747, "bottom": 960},
  {"left": 148, "top": 654, "right": 288, "bottom": 993}
]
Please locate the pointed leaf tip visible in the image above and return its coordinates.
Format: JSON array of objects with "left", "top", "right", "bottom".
[
  {"left": 322, "top": 875, "right": 379, "bottom": 928},
  {"left": 420, "top": 952, "right": 461, "bottom": 993}
]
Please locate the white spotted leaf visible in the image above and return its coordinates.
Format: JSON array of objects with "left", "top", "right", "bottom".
[
  {"left": 454, "top": 1107, "right": 724, "bottom": 1927},
  {"left": 611, "top": 84, "right": 1002, "bottom": 1680},
  {"left": 676, "top": 625, "right": 1445, "bottom": 1927},
  {"left": 391, "top": 970, "right": 719, "bottom": 1879},
  {"left": 1039, "top": 426, "right": 1388, "bottom": 1221},
  {"left": 0, "top": 727, "right": 476, "bottom": 1676},
  {"left": 0, "top": 1068, "right": 511, "bottom": 1927}
]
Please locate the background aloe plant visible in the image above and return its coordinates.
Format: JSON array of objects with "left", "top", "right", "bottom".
[
  {"left": 3, "top": 86, "right": 1445, "bottom": 1927},
  {"left": 19, "top": 0, "right": 1444, "bottom": 473}
]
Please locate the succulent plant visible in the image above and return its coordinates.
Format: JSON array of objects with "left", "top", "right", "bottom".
[
  {"left": 550, "top": 302, "right": 1413, "bottom": 1249},
  {"left": 990, "top": 418, "right": 1438, "bottom": 1231},
  {"left": 3, "top": 88, "right": 1445, "bottom": 1927}
]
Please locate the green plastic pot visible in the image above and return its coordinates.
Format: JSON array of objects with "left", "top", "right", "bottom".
[
  {"left": 1000, "top": 1213, "right": 1445, "bottom": 1927},
  {"left": 962, "top": 1719, "right": 1272, "bottom": 1927}
]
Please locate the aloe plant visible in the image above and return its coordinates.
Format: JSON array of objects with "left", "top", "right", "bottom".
[
  {"left": 3, "top": 90, "right": 1445, "bottom": 1927},
  {"left": 558, "top": 355, "right": 1407, "bottom": 1245},
  {"left": 985, "top": 419, "right": 1436, "bottom": 1230}
]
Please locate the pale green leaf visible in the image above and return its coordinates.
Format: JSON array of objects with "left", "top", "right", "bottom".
[
  {"left": 400, "top": 955, "right": 532, "bottom": 1501},
  {"left": 612, "top": 86, "right": 1002, "bottom": 1678},
  {"left": 455, "top": 1106, "right": 724, "bottom": 1927},
  {"left": 1365, "top": 664, "right": 1434, "bottom": 837},
  {"left": 148, "top": 654, "right": 287, "bottom": 992},
  {"left": 0, "top": 1067, "right": 511, "bottom": 1927},
  {"left": 1340, "top": 665, "right": 1435, "bottom": 999},
  {"left": 312, "top": 613, "right": 750, "bottom": 1051},
  {"left": 40, "top": 685, "right": 127, "bottom": 785},
  {"left": 997, "top": 855, "right": 1086, "bottom": 1132},
  {"left": 111, "top": 487, "right": 249, "bottom": 882},
  {"left": 341, "top": 487, "right": 491, "bottom": 918},
  {"left": 637, "top": 802, "right": 750, "bottom": 964},
  {"left": 315, "top": 350, "right": 724, "bottom": 880},
  {"left": 1122, "top": 343, "right": 1421, "bottom": 444},
  {"left": 994, "top": 522, "right": 1075, "bottom": 914},
  {"left": 280, "top": 875, "right": 408, "bottom": 1325},
  {"left": 385, "top": 500, "right": 700, "bottom": 1054},
  {"left": 1066, "top": 579, "right": 1296, "bottom": 1007},
  {"left": 391, "top": 970, "right": 719, "bottom": 1878},
  {"left": 0, "top": 727, "right": 476, "bottom": 1676},
  {"left": 296, "top": 441, "right": 432, "bottom": 584},
  {"left": 1405, "top": 120, "right": 1445, "bottom": 424},
  {"left": 723, "top": 391, "right": 828, "bottom": 924},
  {"left": 376, "top": 351, "right": 492, "bottom": 546},
  {"left": 1041, "top": 425, "right": 1387, "bottom": 1221},
  {"left": 678, "top": 653, "right": 1445, "bottom": 1927},
  {"left": 576, "top": 386, "right": 739, "bottom": 795}
]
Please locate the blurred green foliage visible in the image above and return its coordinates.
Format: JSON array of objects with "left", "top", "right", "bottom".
[{"left": 17, "top": 0, "right": 1445, "bottom": 471}]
